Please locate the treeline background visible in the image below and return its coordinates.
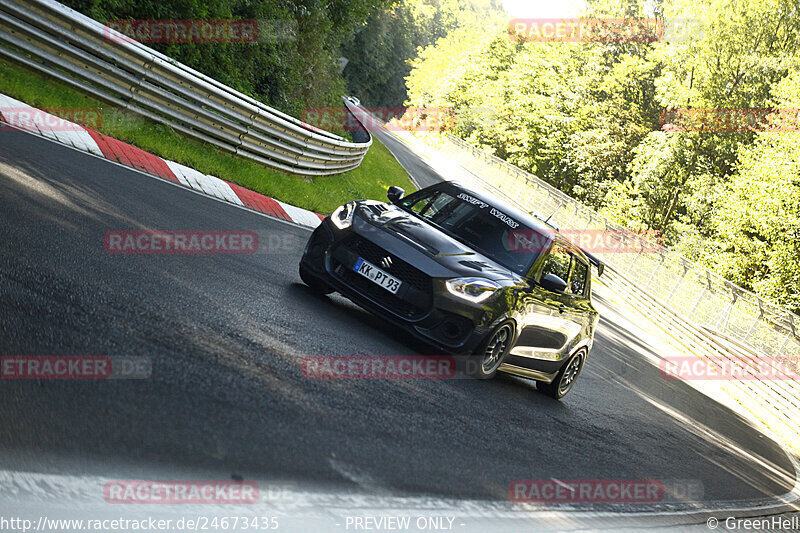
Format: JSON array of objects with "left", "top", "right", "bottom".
[
  {"left": 404, "top": 0, "right": 800, "bottom": 314},
  {"left": 61, "top": 0, "right": 504, "bottom": 113},
  {"left": 62, "top": 0, "right": 800, "bottom": 313}
]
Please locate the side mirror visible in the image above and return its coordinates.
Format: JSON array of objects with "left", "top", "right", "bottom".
[
  {"left": 540, "top": 273, "right": 568, "bottom": 293},
  {"left": 387, "top": 186, "right": 405, "bottom": 204}
]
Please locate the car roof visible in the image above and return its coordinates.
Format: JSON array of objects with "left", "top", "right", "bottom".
[{"left": 439, "top": 181, "right": 556, "bottom": 237}]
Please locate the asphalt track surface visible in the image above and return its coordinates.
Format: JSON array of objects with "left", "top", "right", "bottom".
[{"left": 0, "top": 129, "right": 795, "bottom": 520}]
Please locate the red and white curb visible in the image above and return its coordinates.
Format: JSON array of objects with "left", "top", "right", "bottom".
[{"left": 0, "top": 93, "right": 325, "bottom": 229}]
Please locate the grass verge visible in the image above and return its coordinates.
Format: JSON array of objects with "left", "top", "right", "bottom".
[{"left": 0, "top": 57, "right": 416, "bottom": 214}]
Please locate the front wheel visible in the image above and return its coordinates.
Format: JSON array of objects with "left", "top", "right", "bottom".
[
  {"left": 537, "top": 350, "right": 586, "bottom": 399},
  {"left": 468, "top": 322, "right": 515, "bottom": 380}
]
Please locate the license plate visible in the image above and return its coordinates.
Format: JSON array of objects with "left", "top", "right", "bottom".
[{"left": 353, "top": 258, "right": 402, "bottom": 294}]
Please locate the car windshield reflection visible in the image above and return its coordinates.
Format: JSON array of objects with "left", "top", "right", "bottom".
[{"left": 399, "top": 189, "right": 544, "bottom": 275}]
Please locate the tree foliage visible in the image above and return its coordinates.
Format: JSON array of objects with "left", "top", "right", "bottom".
[
  {"left": 61, "top": 0, "right": 392, "bottom": 115},
  {"left": 406, "top": 1, "right": 661, "bottom": 206},
  {"left": 341, "top": 0, "right": 507, "bottom": 107},
  {"left": 705, "top": 69, "right": 800, "bottom": 310},
  {"left": 406, "top": 0, "right": 800, "bottom": 311}
]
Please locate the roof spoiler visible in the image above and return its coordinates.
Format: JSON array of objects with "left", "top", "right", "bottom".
[
  {"left": 583, "top": 250, "right": 605, "bottom": 276},
  {"left": 532, "top": 212, "right": 559, "bottom": 231},
  {"left": 533, "top": 211, "right": 603, "bottom": 275}
]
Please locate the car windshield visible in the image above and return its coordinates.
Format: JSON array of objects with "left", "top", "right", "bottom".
[{"left": 399, "top": 189, "right": 546, "bottom": 275}]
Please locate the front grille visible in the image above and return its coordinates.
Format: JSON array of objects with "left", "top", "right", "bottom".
[
  {"left": 346, "top": 235, "right": 430, "bottom": 292},
  {"left": 331, "top": 234, "right": 433, "bottom": 319}
]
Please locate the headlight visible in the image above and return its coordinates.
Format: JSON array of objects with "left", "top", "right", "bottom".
[
  {"left": 445, "top": 277, "right": 501, "bottom": 303},
  {"left": 331, "top": 201, "right": 356, "bottom": 230}
]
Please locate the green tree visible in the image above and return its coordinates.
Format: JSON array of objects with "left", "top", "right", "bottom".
[
  {"left": 705, "top": 70, "right": 800, "bottom": 311},
  {"left": 61, "top": 0, "right": 391, "bottom": 114},
  {"left": 406, "top": 1, "right": 661, "bottom": 206},
  {"left": 342, "top": 0, "right": 507, "bottom": 107},
  {"left": 404, "top": 0, "right": 800, "bottom": 310}
]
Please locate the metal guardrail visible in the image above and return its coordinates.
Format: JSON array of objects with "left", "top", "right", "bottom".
[
  {"left": 440, "top": 133, "right": 800, "bottom": 370},
  {"left": 422, "top": 132, "right": 800, "bottom": 446},
  {"left": 599, "top": 266, "right": 800, "bottom": 447},
  {"left": 0, "top": 0, "right": 371, "bottom": 176}
]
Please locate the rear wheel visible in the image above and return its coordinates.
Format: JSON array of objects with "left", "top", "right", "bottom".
[
  {"left": 299, "top": 264, "right": 334, "bottom": 295},
  {"left": 468, "top": 322, "right": 515, "bottom": 379},
  {"left": 537, "top": 350, "right": 585, "bottom": 399}
]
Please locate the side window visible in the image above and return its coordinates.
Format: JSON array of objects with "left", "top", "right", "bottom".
[
  {"left": 406, "top": 192, "right": 456, "bottom": 221},
  {"left": 423, "top": 193, "right": 456, "bottom": 220},
  {"left": 405, "top": 192, "right": 437, "bottom": 214},
  {"left": 569, "top": 258, "right": 589, "bottom": 297},
  {"left": 541, "top": 244, "right": 571, "bottom": 284}
]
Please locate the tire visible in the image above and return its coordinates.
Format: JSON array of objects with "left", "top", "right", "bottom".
[
  {"left": 537, "top": 350, "right": 586, "bottom": 399},
  {"left": 468, "top": 321, "right": 515, "bottom": 380},
  {"left": 299, "top": 264, "right": 334, "bottom": 295}
]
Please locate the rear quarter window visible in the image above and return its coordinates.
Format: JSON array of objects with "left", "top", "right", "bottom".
[
  {"left": 570, "top": 258, "right": 589, "bottom": 297},
  {"left": 541, "top": 244, "right": 571, "bottom": 282}
]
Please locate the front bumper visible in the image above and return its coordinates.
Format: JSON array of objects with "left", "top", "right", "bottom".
[{"left": 300, "top": 218, "right": 494, "bottom": 354}]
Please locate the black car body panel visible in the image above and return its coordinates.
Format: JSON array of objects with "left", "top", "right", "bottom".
[{"left": 300, "top": 181, "right": 600, "bottom": 386}]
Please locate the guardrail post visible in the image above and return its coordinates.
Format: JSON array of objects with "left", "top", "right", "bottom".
[
  {"left": 689, "top": 271, "right": 714, "bottom": 322},
  {"left": 745, "top": 298, "right": 766, "bottom": 339},
  {"left": 625, "top": 242, "right": 644, "bottom": 274},
  {"left": 643, "top": 251, "right": 666, "bottom": 290},
  {"left": 665, "top": 258, "right": 689, "bottom": 305},
  {"left": 128, "top": 52, "right": 156, "bottom": 113},
  {"left": 583, "top": 212, "right": 594, "bottom": 231},
  {"left": 776, "top": 328, "right": 794, "bottom": 359},
  {"left": 712, "top": 281, "right": 740, "bottom": 333},
  {"left": 787, "top": 313, "right": 798, "bottom": 340},
  {"left": 603, "top": 221, "right": 623, "bottom": 255}
]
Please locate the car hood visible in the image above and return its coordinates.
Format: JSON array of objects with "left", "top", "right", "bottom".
[{"left": 355, "top": 201, "right": 521, "bottom": 282}]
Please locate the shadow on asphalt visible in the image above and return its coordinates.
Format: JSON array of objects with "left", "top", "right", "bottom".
[{"left": 0, "top": 132, "right": 795, "bottom": 508}]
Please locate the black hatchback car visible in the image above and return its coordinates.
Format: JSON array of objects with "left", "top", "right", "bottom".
[{"left": 299, "top": 182, "right": 602, "bottom": 398}]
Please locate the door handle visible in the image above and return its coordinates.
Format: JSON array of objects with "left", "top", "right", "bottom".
[{"left": 558, "top": 304, "right": 566, "bottom": 314}]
